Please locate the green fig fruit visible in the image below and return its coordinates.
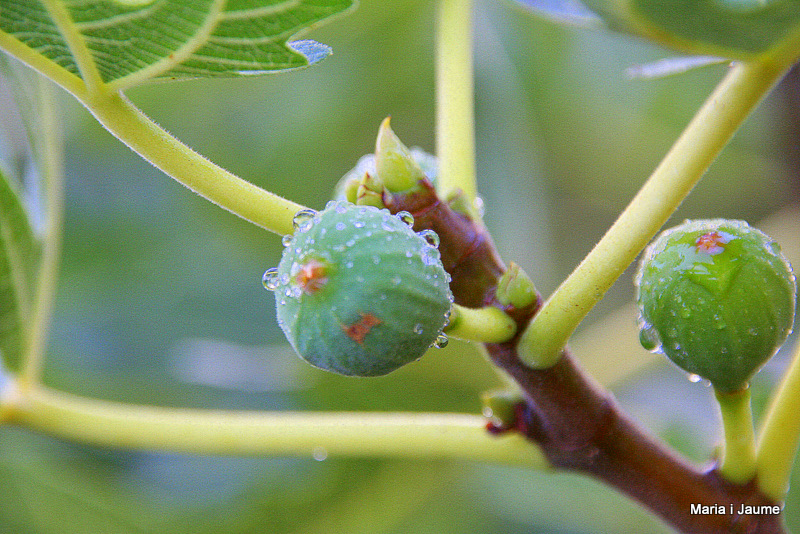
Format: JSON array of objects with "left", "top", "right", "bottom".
[
  {"left": 635, "top": 219, "right": 796, "bottom": 392},
  {"left": 265, "top": 201, "right": 453, "bottom": 377}
]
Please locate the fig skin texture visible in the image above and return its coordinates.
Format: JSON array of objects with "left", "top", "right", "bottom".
[
  {"left": 274, "top": 201, "right": 453, "bottom": 377},
  {"left": 636, "top": 219, "right": 796, "bottom": 392}
]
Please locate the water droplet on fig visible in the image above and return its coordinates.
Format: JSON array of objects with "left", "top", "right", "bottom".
[
  {"left": 421, "top": 248, "right": 440, "bottom": 266},
  {"left": 262, "top": 268, "right": 279, "bottom": 290},
  {"left": 281, "top": 234, "right": 293, "bottom": 247},
  {"left": 433, "top": 333, "right": 449, "bottom": 349},
  {"left": 638, "top": 323, "right": 662, "bottom": 353},
  {"left": 396, "top": 211, "right": 414, "bottom": 227},
  {"left": 292, "top": 209, "right": 317, "bottom": 232},
  {"left": 418, "top": 229, "right": 440, "bottom": 247}
]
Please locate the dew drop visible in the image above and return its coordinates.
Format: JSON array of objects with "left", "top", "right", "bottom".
[
  {"left": 433, "top": 333, "right": 449, "bottom": 349},
  {"left": 413, "top": 323, "right": 424, "bottom": 334},
  {"left": 687, "top": 373, "right": 703, "bottom": 383},
  {"left": 396, "top": 211, "right": 414, "bottom": 227},
  {"left": 292, "top": 209, "right": 317, "bottom": 232},
  {"left": 312, "top": 447, "right": 328, "bottom": 461},
  {"left": 638, "top": 324, "right": 662, "bottom": 353},
  {"left": 281, "top": 234, "right": 293, "bottom": 247},
  {"left": 372, "top": 255, "right": 381, "bottom": 265},
  {"left": 335, "top": 222, "right": 347, "bottom": 231},
  {"left": 262, "top": 268, "right": 279, "bottom": 290},
  {"left": 421, "top": 248, "right": 440, "bottom": 266},
  {"left": 335, "top": 202, "right": 348, "bottom": 214},
  {"left": 391, "top": 275, "right": 401, "bottom": 286},
  {"left": 474, "top": 196, "right": 486, "bottom": 217},
  {"left": 418, "top": 229, "right": 440, "bottom": 247},
  {"left": 353, "top": 220, "right": 366, "bottom": 229}
]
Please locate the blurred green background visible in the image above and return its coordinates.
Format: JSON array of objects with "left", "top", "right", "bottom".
[{"left": 1, "top": 0, "right": 799, "bottom": 532}]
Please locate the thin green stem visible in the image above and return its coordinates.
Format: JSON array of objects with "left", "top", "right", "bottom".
[
  {"left": 715, "top": 387, "right": 757, "bottom": 485},
  {"left": 0, "top": 31, "right": 85, "bottom": 97},
  {"left": 518, "top": 60, "right": 790, "bottom": 369},
  {"left": 41, "top": 0, "right": 104, "bottom": 94},
  {"left": 435, "top": 0, "right": 477, "bottom": 206},
  {"left": 445, "top": 304, "right": 517, "bottom": 343},
  {"left": 3, "top": 385, "right": 548, "bottom": 468},
  {"left": 83, "top": 92, "right": 305, "bottom": 235},
  {"left": 19, "top": 78, "right": 63, "bottom": 389},
  {"left": 756, "top": 340, "right": 800, "bottom": 502}
]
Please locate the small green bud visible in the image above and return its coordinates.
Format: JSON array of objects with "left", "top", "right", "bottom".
[
  {"left": 496, "top": 262, "right": 538, "bottom": 309},
  {"left": 267, "top": 201, "right": 454, "bottom": 377},
  {"left": 355, "top": 173, "right": 385, "bottom": 208},
  {"left": 375, "top": 117, "right": 426, "bottom": 192},
  {"left": 480, "top": 389, "right": 522, "bottom": 429},
  {"left": 334, "top": 141, "right": 437, "bottom": 202},
  {"left": 635, "top": 219, "right": 796, "bottom": 392}
]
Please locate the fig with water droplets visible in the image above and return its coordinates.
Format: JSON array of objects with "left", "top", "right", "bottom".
[
  {"left": 635, "top": 219, "right": 796, "bottom": 392},
  {"left": 268, "top": 200, "right": 453, "bottom": 377}
]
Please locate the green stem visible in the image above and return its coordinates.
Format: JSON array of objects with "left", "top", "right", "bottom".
[
  {"left": 445, "top": 304, "right": 517, "bottom": 343},
  {"left": 83, "top": 92, "right": 305, "bottom": 235},
  {"left": 1, "top": 12, "right": 303, "bottom": 235},
  {"left": 435, "top": 0, "right": 477, "bottom": 206},
  {"left": 518, "top": 59, "right": 790, "bottom": 369},
  {"left": 2, "top": 385, "right": 548, "bottom": 468},
  {"left": 41, "top": 0, "right": 104, "bottom": 94},
  {"left": 19, "top": 77, "right": 63, "bottom": 389},
  {"left": 715, "top": 387, "right": 757, "bottom": 485},
  {"left": 756, "top": 340, "right": 800, "bottom": 502}
]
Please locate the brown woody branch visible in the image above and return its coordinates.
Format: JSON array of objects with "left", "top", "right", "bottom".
[{"left": 386, "top": 180, "right": 785, "bottom": 534}]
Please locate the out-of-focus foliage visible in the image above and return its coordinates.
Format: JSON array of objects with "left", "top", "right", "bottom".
[
  {"left": 517, "top": 0, "right": 800, "bottom": 60},
  {"left": 0, "top": 0, "right": 798, "bottom": 532}
]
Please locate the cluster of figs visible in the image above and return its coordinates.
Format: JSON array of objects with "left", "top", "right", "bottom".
[{"left": 262, "top": 120, "right": 797, "bottom": 388}]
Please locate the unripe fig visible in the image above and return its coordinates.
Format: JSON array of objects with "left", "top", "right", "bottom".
[
  {"left": 265, "top": 201, "right": 453, "bottom": 377},
  {"left": 635, "top": 219, "right": 796, "bottom": 392}
]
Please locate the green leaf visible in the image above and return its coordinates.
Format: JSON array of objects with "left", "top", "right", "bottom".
[
  {"left": 522, "top": 0, "right": 800, "bottom": 60},
  {"left": 0, "top": 55, "right": 50, "bottom": 373},
  {"left": 0, "top": 169, "right": 41, "bottom": 372},
  {"left": 0, "top": 0, "right": 356, "bottom": 92}
]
